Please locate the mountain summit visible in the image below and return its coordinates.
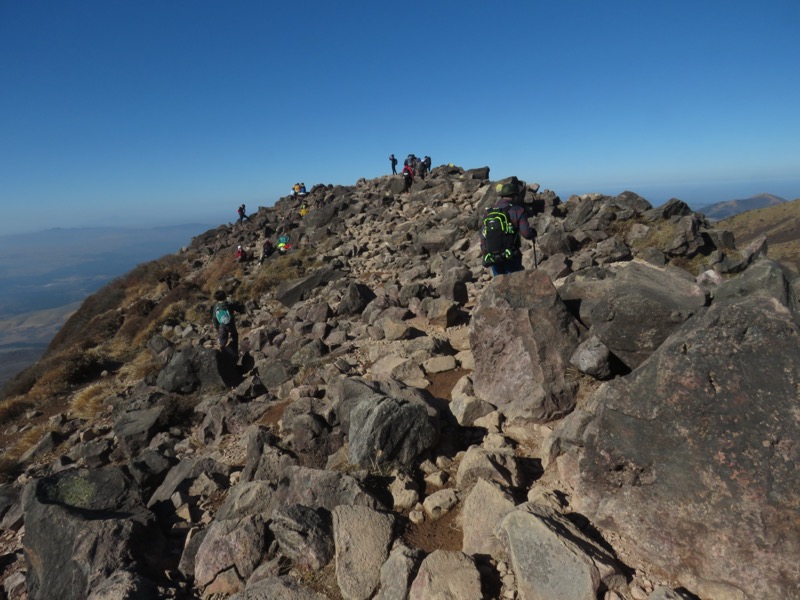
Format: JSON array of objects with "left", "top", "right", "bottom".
[{"left": 0, "top": 164, "right": 798, "bottom": 599}]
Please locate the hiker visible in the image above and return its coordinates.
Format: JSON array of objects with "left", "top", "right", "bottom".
[
  {"left": 389, "top": 153, "right": 398, "bottom": 175},
  {"left": 423, "top": 155, "right": 431, "bottom": 174},
  {"left": 237, "top": 204, "right": 252, "bottom": 225},
  {"left": 299, "top": 203, "right": 309, "bottom": 217},
  {"left": 416, "top": 159, "right": 428, "bottom": 180},
  {"left": 235, "top": 245, "right": 249, "bottom": 262},
  {"left": 292, "top": 183, "right": 301, "bottom": 198},
  {"left": 211, "top": 290, "right": 239, "bottom": 357},
  {"left": 480, "top": 178, "right": 536, "bottom": 276},
  {"left": 260, "top": 239, "right": 275, "bottom": 264},
  {"left": 402, "top": 163, "right": 414, "bottom": 193},
  {"left": 299, "top": 183, "right": 307, "bottom": 196},
  {"left": 276, "top": 234, "right": 291, "bottom": 254}
]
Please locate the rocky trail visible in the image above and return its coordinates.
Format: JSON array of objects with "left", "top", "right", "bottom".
[{"left": 0, "top": 164, "right": 797, "bottom": 600}]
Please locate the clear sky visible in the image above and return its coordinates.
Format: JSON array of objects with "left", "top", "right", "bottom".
[{"left": 2, "top": 0, "right": 799, "bottom": 236}]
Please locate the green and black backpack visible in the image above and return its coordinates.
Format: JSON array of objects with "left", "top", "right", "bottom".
[{"left": 481, "top": 205, "right": 518, "bottom": 266}]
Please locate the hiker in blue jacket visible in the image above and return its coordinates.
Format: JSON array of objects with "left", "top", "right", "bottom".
[
  {"left": 480, "top": 179, "right": 536, "bottom": 276},
  {"left": 211, "top": 290, "right": 239, "bottom": 356}
]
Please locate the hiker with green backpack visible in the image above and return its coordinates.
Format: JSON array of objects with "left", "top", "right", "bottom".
[
  {"left": 211, "top": 290, "right": 239, "bottom": 357},
  {"left": 479, "top": 178, "right": 537, "bottom": 276}
]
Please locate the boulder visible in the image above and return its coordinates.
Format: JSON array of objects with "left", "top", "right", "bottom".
[
  {"left": 572, "top": 290, "right": 800, "bottom": 599},
  {"left": 498, "top": 503, "right": 624, "bottom": 600},
  {"left": 348, "top": 394, "right": 439, "bottom": 468},
  {"left": 333, "top": 505, "right": 395, "bottom": 600},
  {"left": 155, "top": 347, "right": 239, "bottom": 393},
  {"left": 269, "top": 504, "right": 334, "bottom": 570},
  {"left": 22, "top": 467, "right": 164, "bottom": 600},
  {"left": 408, "top": 550, "right": 483, "bottom": 600},
  {"left": 589, "top": 261, "right": 707, "bottom": 370},
  {"left": 470, "top": 269, "right": 582, "bottom": 423}
]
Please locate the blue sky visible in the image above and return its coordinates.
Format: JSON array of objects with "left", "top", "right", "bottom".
[{"left": 2, "top": 0, "right": 799, "bottom": 236}]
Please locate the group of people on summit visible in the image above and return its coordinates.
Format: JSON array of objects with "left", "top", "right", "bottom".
[
  {"left": 390, "top": 153, "right": 431, "bottom": 191},
  {"left": 217, "top": 168, "right": 537, "bottom": 358}
]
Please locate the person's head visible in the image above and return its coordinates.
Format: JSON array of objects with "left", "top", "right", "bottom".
[{"left": 214, "top": 290, "right": 226, "bottom": 301}]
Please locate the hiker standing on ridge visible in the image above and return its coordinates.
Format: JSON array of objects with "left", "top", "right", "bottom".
[
  {"left": 389, "top": 154, "right": 398, "bottom": 175},
  {"left": 237, "top": 204, "right": 252, "bottom": 225},
  {"left": 480, "top": 178, "right": 536, "bottom": 276},
  {"left": 211, "top": 290, "right": 239, "bottom": 357}
]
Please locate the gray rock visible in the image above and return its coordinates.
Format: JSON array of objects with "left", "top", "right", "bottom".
[
  {"left": 86, "top": 570, "right": 157, "bottom": 600},
  {"left": 155, "top": 347, "right": 237, "bottom": 393},
  {"left": 229, "top": 576, "right": 328, "bottom": 599},
  {"left": 194, "top": 515, "right": 270, "bottom": 591},
  {"left": 333, "top": 505, "right": 395, "bottom": 600},
  {"left": 408, "top": 550, "right": 483, "bottom": 600},
  {"left": 589, "top": 261, "right": 707, "bottom": 370},
  {"left": 470, "top": 269, "right": 582, "bottom": 423},
  {"left": 22, "top": 467, "right": 164, "bottom": 600},
  {"left": 348, "top": 394, "right": 439, "bottom": 468},
  {"left": 569, "top": 335, "right": 611, "bottom": 379},
  {"left": 497, "top": 503, "right": 624, "bottom": 600},
  {"left": 573, "top": 289, "right": 800, "bottom": 599},
  {"left": 216, "top": 466, "right": 382, "bottom": 521},
  {"left": 375, "top": 542, "right": 422, "bottom": 600},
  {"left": 455, "top": 446, "right": 521, "bottom": 491},
  {"left": 113, "top": 406, "right": 165, "bottom": 458},
  {"left": 461, "top": 478, "right": 516, "bottom": 557},
  {"left": 269, "top": 504, "right": 334, "bottom": 570}
]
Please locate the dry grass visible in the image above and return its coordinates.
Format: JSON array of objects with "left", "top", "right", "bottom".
[
  {"left": 0, "top": 424, "right": 58, "bottom": 481},
  {"left": 238, "top": 248, "right": 322, "bottom": 300},
  {"left": 70, "top": 381, "right": 114, "bottom": 420},
  {"left": 0, "top": 395, "right": 35, "bottom": 425},
  {"left": 22, "top": 346, "right": 117, "bottom": 405},
  {"left": 117, "top": 349, "right": 162, "bottom": 385}
]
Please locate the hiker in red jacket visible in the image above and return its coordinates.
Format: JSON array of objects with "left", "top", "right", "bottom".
[{"left": 402, "top": 164, "right": 414, "bottom": 193}]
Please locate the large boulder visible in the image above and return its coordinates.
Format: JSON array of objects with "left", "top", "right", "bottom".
[
  {"left": 348, "top": 394, "right": 439, "bottom": 468},
  {"left": 498, "top": 503, "right": 624, "bottom": 600},
  {"left": 469, "top": 269, "right": 583, "bottom": 423},
  {"left": 155, "top": 347, "right": 238, "bottom": 393},
  {"left": 588, "top": 261, "right": 708, "bottom": 370},
  {"left": 22, "top": 467, "right": 163, "bottom": 600},
  {"left": 570, "top": 283, "right": 800, "bottom": 599}
]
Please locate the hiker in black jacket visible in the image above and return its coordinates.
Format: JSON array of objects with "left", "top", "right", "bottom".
[{"left": 211, "top": 290, "right": 239, "bottom": 356}]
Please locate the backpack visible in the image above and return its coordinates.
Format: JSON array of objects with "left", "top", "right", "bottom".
[
  {"left": 481, "top": 205, "right": 518, "bottom": 266},
  {"left": 215, "top": 303, "right": 232, "bottom": 325}
]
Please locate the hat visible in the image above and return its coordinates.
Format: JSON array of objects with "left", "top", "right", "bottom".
[
  {"left": 237, "top": 245, "right": 242, "bottom": 250},
  {"left": 496, "top": 181, "right": 519, "bottom": 197}
]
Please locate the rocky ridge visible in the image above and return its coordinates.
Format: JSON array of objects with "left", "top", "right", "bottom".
[{"left": 0, "top": 164, "right": 797, "bottom": 600}]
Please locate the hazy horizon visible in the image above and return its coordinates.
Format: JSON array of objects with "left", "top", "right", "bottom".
[
  {"left": 2, "top": 2, "right": 798, "bottom": 240},
  {"left": 2, "top": 180, "right": 797, "bottom": 238}
]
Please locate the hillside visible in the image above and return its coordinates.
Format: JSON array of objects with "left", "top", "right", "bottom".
[
  {"left": 0, "top": 166, "right": 797, "bottom": 600},
  {"left": 699, "top": 192, "right": 786, "bottom": 221},
  {"left": 720, "top": 197, "right": 800, "bottom": 274}
]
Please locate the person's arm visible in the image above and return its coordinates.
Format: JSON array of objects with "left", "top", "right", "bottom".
[{"left": 513, "top": 206, "right": 536, "bottom": 240}]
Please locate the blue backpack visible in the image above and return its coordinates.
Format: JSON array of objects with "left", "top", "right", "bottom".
[{"left": 214, "top": 303, "right": 232, "bottom": 325}]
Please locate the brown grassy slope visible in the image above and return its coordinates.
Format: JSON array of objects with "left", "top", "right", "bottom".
[{"left": 719, "top": 197, "right": 800, "bottom": 274}]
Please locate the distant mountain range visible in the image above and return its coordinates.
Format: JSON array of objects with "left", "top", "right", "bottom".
[{"left": 698, "top": 193, "right": 787, "bottom": 221}]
